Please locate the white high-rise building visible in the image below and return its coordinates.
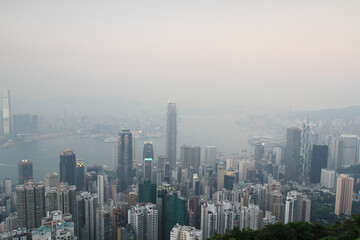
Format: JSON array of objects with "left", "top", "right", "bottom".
[
  {"left": 97, "top": 175, "right": 104, "bottom": 206},
  {"left": 200, "top": 203, "right": 217, "bottom": 239},
  {"left": 238, "top": 160, "right": 250, "bottom": 181},
  {"left": 2, "top": 89, "right": 11, "bottom": 136},
  {"left": 284, "top": 191, "right": 311, "bottom": 224},
  {"left": 240, "top": 204, "right": 262, "bottom": 230},
  {"left": 273, "top": 147, "right": 282, "bottom": 165},
  {"left": 144, "top": 204, "right": 158, "bottom": 240},
  {"left": 5, "top": 179, "right": 11, "bottom": 197},
  {"left": 170, "top": 224, "right": 202, "bottom": 240},
  {"left": 205, "top": 146, "right": 217, "bottom": 166},
  {"left": 321, "top": 168, "right": 336, "bottom": 189},
  {"left": 128, "top": 203, "right": 158, "bottom": 240}
]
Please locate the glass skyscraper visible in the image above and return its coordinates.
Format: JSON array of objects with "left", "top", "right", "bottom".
[
  {"left": 117, "top": 127, "right": 133, "bottom": 192},
  {"left": 166, "top": 100, "right": 177, "bottom": 169}
]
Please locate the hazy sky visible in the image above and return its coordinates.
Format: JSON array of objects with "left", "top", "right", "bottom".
[{"left": 1, "top": 1, "right": 359, "bottom": 111}]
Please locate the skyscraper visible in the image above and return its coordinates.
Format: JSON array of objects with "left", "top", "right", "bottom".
[
  {"left": 205, "top": 146, "right": 217, "bottom": 166},
  {"left": 75, "top": 192, "right": 99, "bottom": 240},
  {"left": 117, "top": 127, "right": 133, "bottom": 192},
  {"left": 18, "top": 159, "right": 33, "bottom": 184},
  {"left": 254, "top": 142, "right": 265, "bottom": 161},
  {"left": 310, "top": 145, "right": 328, "bottom": 183},
  {"left": 2, "top": 89, "right": 11, "bottom": 136},
  {"left": 128, "top": 203, "right": 159, "bottom": 240},
  {"left": 16, "top": 180, "right": 46, "bottom": 229},
  {"left": 166, "top": 100, "right": 177, "bottom": 169},
  {"left": 335, "top": 174, "right": 354, "bottom": 216},
  {"left": 75, "top": 161, "right": 85, "bottom": 191},
  {"left": 143, "top": 141, "right": 154, "bottom": 181},
  {"left": 181, "top": 145, "right": 201, "bottom": 173},
  {"left": 60, "top": 149, "right": 76, "bottom": 185},
  {"left": 285, "top": 128, "right": 301, "bottom": 181},
  {"left": 139, "top": 180, "right": 157, "bottom": 204},
  {"left": 97, "top": 174, "right": 104, "bottom": 206}
]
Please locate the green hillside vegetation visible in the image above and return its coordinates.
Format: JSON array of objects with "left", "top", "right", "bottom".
[{"left": 208, "top": 214, "right": 360, "bottom": 240}]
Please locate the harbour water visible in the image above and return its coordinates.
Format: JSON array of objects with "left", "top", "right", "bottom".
[{"left": 0, "top": 113, "right": 255, "bottom": 183}]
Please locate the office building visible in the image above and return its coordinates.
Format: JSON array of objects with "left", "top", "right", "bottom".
[
  {"left": 157, "top": 185, "right": 188, "bottom": 240},
  {"left": 181, "top": 145, "right": 201, "bottom": 173},
  {"left": 117, "top": 127, "right": 133, "bottom": 192},
  {"left": 18, "top": 159, "right": 33, "bottom": 185},
  {"left": 97, "top": 174, "right": 104, "bottom": 206},
  {"left": 170, "top": 224, "right": 202, "bottom": 240},
  {"left": 139, "top": 180, "right": 156, "bottom": 204},
  {"left": 13, "top": 114, "right": 32, "bottom": 135},
  {"left": 44, "top": 172, "right": 60, "bottom": 187},
  {"left": 335, "top": 174, "right": 354, "bottom": 216},
  {"left": 143, "top": 141, "right": 154, "bottom": 181},
  {"left": 333, "top": 135, "right": 360, "bottom": 169},
  {"left": 2, "top": 89, "right": 11, "bottom": 136},
  {"left": 16, "top": 180, "right": 46, "bottom": 229},
  {"left": 205, "top": 146, "right": 217, "bottom": 166},
  {"left": 166, "top": 100, "right": 177, "bottom": 169},
  {"left": 217, "top": 163, "right": 226, "bottom": 190},
  {"left": 320, "top": 168, "right": 336, "bottom": 189},
  {"left": 310, "top": 145, "right": 328, "bottom": 183},
  {"left": 60, "top": 149, "right": 76, "bottom": 185},
  {"left": 285, "top": 128, "right": 301, "bottom": 180},
  {"left": 255, "top": 142, "right": 265, "bottom": 161},
  {"left": 76, "top": 161, "right": 85, "bottom": 191},
  {"left": 4, "top": 179, "right": 11, "bottom": 197}
]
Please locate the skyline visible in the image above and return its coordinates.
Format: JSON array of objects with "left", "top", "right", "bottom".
[{"left": 1, "top": 1, "right": 360, "bottom": 111}]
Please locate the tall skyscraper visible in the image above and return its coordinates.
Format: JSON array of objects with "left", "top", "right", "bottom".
[
  {"left": 334, "top": 135, "right": 359, "bottom": 168},
  {"left": 285, "top": 128, "right": 301, "bottom": 180},
  {"left": 75, "top": 161, "right": 85, "bottom": 191},
  {"left": 335, "top": 174, "right": 354, "bottom": 216},
  {"left": 254, "top": 142, "right": 265, "bottom": 161},
  {"left": 310, "top": 145, "right": 328, "bottom": 183},
  {"left": 16, "top": 180, "right": 46, "bottom": 229},
  {"left": 117, "top": 127, "right": 133, "bottom": 192},
  {"left": 143, "top": 141, "right": 154, "bottom": 181},
  {"left": 129, "top": 203, "right": 159, "bottom": 240},
  {"left": 181, "top": 145, "right": 201, "bottom": 173},
  {"left": 2, "top": 89, "right": 11, "bottom": 136},
  {"left": 205, "top": 146, "right": 217, "bottom": 166},
  {"left": 166, "top": 100, "right": 177, "bottom": 169},
  {"left": 96, "top": 207, "right": 112, "bottom": 240},
  {"left": 60, "top": 149, "right": 76, "bottom": 185},
  {"left": 139, "top": 180, "right": 157, "bottom": 204},
  {"left": 75, "top": 192, "right": 99, "bottom": 240},
  {"left": 18, "top": 159, "right": 33, "bottom": 184},
  {"left": 284, "top": 191, "right": 311, "bottom": 224},
  {"left": 157, "top": 185, "right": 188, "bottom": 240},
  {"left": 97, "top": 174, "right": 104, "bottom": 206}
]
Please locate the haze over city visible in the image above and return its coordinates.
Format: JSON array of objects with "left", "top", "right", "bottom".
[
  {"left": 1, "top": 0, "right": 360, "bottom": 112},
  {"left": 1, "top": 1, "right": 360, "bottom": 240}
]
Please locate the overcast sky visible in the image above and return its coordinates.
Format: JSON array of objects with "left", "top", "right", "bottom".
[{"left": 1, "top": 1, "right": 359, "bottom": 111}]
